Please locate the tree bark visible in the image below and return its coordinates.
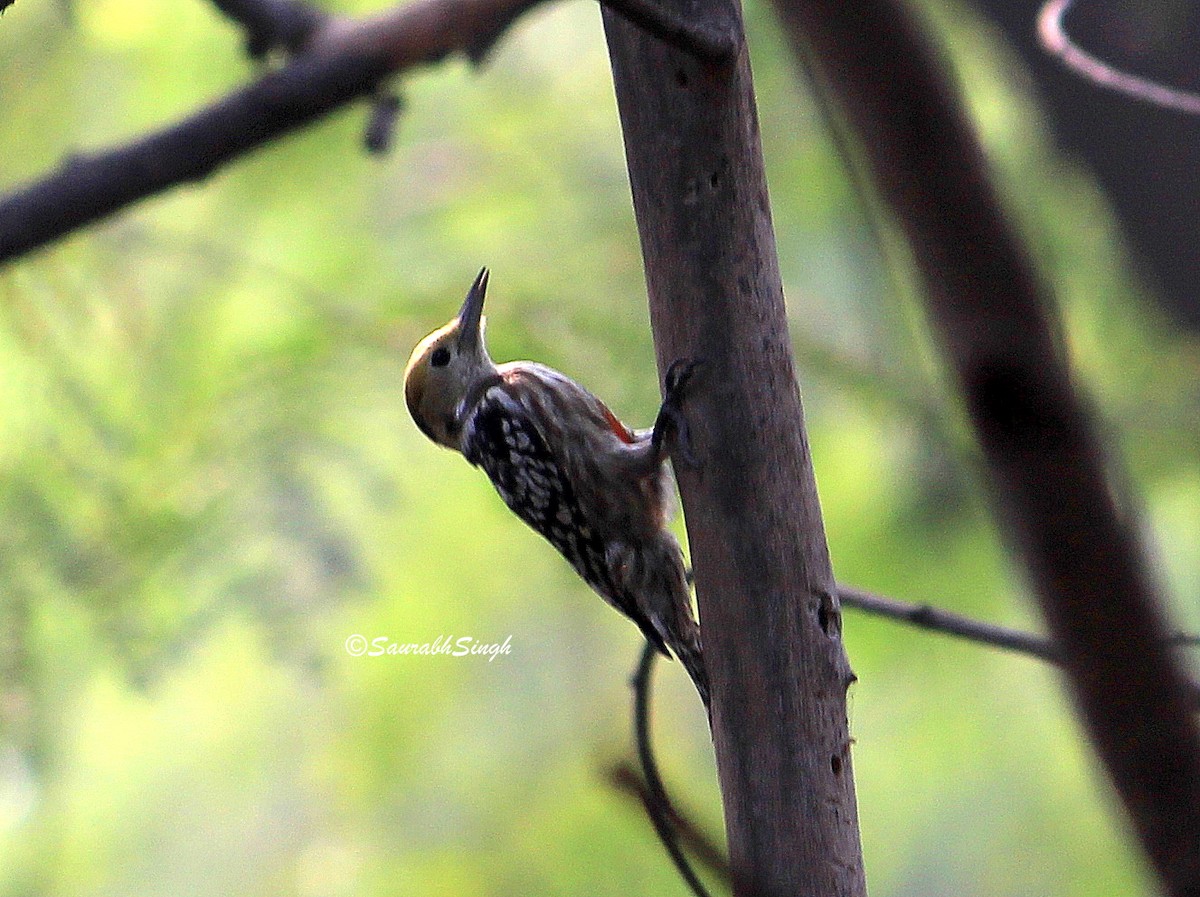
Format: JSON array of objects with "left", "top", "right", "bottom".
[{"left": 601, "top": 10, "right": 867, "bottom": 897}]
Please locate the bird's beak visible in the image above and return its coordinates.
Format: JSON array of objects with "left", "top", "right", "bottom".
[{"left": 456, "top": 267, "right": 489, "bottom": 350}]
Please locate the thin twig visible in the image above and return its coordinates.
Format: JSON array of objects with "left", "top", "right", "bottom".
[
  {"left": 631, "top": 641, "right": 714, "bottom": 897},
  {"left": 838, "top": 584, "right": 1200, "bottom": 707},
  {"left": 1038, "top": 0, "right": 1200, "bottom": 116},
  {"left": 838, "top": 585, "right": 1059, "bottom": 661},
  {"left": 606, "top": 761, "right": 732, "bottom": 885}
]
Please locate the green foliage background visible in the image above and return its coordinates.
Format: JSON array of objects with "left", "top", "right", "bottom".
[{"left": 1, "top": 0, "right": 1198, "bottom": 894}]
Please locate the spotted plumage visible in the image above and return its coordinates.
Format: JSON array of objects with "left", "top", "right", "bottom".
[
  {"left": 462, "top": 380, "right": 671, "bottom": 655},
  {"left": 404, "top": 268, "right": 707, "bottom": 705}
]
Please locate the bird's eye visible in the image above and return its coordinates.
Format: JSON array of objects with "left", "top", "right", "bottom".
[{"left": 430, "top": 347, "right": 451, "bottom": 367}]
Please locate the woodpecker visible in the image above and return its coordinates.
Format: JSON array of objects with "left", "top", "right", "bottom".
[{"left": 404, "top": 268, "right": 708, "bottom": 706}]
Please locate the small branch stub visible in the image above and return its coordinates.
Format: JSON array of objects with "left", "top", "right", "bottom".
[
  {"left": 210, "top": 0, "right": 329, "bottom": 57},
  {"left": 364, "top": 92, "right": 405, "bottom": 154},
  {"left": 598, "top": 0, "right": 741, "bottom": 62}
]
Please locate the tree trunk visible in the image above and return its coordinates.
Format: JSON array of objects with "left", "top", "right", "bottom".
[{"left": 601, "top": 10, "right": 868, "bottom": 897}]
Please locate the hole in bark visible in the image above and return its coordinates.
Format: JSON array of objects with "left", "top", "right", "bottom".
[
  {"left": 674, "top": 68, "right": 689, "bottom": 88},
  {"left": 818, "top": 597, "right": 841, "bottom": 637},
  {"left": 709, "top": 171, "right": 720, "bottom": 188},
  {"left": 831, "top": 754, "right": 843, "bottom": 775}
]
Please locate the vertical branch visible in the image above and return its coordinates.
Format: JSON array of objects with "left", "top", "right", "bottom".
[
  {"left": 601, "top": 9, "right": 867, "bottom": 897},
  {"left": 767, "top": 0, "right": 1200, "bottom": 893}
]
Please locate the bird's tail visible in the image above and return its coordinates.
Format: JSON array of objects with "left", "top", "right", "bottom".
[
  {"left": 640, "top": 539, "right": 709, "bottom": 710},
  {"left": 670, "top": 623, "right": 710, "bottom": 711}
]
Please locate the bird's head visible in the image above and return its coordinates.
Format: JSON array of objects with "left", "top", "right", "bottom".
[{"left": 404, "top": 267, "right": 496, "bottom": 450}]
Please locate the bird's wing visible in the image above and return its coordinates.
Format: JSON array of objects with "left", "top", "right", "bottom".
[{"left": 461, "top": 383, "right": 669, "bottom": 655}]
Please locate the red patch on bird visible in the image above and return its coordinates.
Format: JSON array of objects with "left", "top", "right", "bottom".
[{"left": 601, "top": 404, "right": 635, "bottom": 443}]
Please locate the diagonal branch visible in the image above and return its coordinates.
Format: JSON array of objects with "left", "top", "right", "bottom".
[
  {"left": 0, "top": 0, "right": 549, "bottom": 266},
  {"left": 0, "top": 0, "right": 753, "bottom": 266},
  {"left": 768, "top": 0, "right": 1200, "bottom": 891}
]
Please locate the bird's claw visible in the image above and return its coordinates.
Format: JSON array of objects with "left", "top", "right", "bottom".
[
  {"left": 664, "top": 357, "right": 702, "bottom": 397},
  {"left": 653, "top": 357, "right": 704, "bottom": 468}
]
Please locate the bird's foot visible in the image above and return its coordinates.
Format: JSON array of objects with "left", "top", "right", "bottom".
[{"left": 652, "top": 358, "right": 703, "bottom": 467}]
